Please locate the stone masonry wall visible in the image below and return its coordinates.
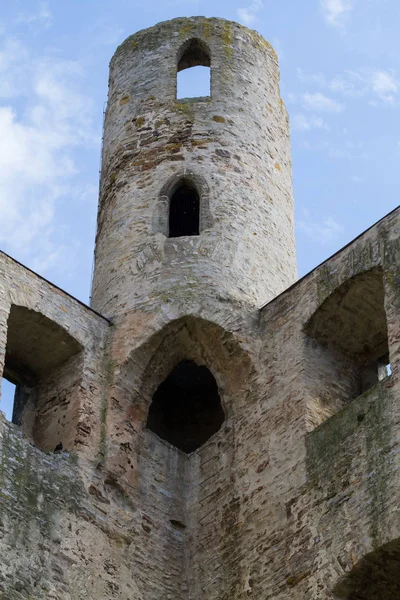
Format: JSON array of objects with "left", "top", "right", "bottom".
[
  {"left": 0, "top": 251, "right": 109, "bottom": 459},
  {"left": 92, "top": 202, "right": 400, "bottom": 600},
  {"left": 1, "top": 15, "right": 400, "bottom": 600},
  {"left": 1, "top": 208, "right": 400, "bottom": 599}
]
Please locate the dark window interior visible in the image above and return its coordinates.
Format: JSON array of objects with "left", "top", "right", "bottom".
[
  {"left": 169, "top": 183, "right": 200, "bottom": 237},
  {"left": 146, "top": 360, "right": 225, "bottom": 453}
]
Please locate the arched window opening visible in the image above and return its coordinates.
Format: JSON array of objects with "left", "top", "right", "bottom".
[
  {"left": 146, "top": 360, "right": 225, "bottom": 453},
  {"left": 169, "top": 181, "right": 200, "bottom": 237},
  {"left": 177, "top": 38, "right": 211, "bottom": 99}
]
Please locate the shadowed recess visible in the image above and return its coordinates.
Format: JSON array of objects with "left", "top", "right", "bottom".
[
  {"left": 333, "top": 540, "right": 400, "bottom": 599},
  {"left": 5, "top": 305, "right": 82, "bottom": 381},
  {"left": 177, "top": 38, "right": 210, "bottom": 72},
  {"left": 169, "top": 181, "right": 200, "bottom": 237},
  {"left": 304, "top": 269, "right": 390, "bottom": 429},
  {"left": 146, "top": 360, "right": 224, "bottom": 453},
  {"left": 305, "top": 270, "right": 387, "bottom": 362},
  {"left": 306, "top": 269, "right": 389, "bottom": 397},
  {"left": 2, "top": 305, "right": 83, "bottom": 451}
]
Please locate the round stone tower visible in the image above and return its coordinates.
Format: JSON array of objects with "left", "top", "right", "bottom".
[{"left": 91, "top": 16, "right": 297, "bottom": 318}]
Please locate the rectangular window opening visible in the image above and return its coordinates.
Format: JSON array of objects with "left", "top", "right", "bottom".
[{"left": 177, "top": 66, "right": 211, "bottom": 100}]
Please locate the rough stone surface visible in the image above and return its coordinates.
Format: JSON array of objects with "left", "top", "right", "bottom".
[
  {"left": 91, "top": 16, "right": 297, "bottom": 316},
  {"left": 1, "top": 14, "right": 400, "bottom": 600}
]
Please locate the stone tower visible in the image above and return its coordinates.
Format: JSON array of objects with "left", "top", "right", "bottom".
[
  {"left": 2, "top": 14, "right": 400, "bottom": 600},
  {"left": 88, "top": 17, "right": 298, "bottom": 598},
  {"left": 91, "top": 16, "right": 297, "bottom": 317}
]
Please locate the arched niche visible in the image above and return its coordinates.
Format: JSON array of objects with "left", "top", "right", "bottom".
[
  {"left": 112, "top": 316, "right": 254, "bottom": 452},
  {"left": 1, "top": 305, "right": 83, "bottom": 451},
  {"left": 304, "top": 269, "right": 390, "bottom": 429},
  {"left": 333, "top": 539, "right": 400, "bottom": 599}
]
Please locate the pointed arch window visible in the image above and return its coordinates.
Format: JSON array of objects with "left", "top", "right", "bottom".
[
  {"left": 169, "top": 180, "right": 200, "bottom": 237},
  {"left": 177, "top": 38, "right": 211, "bottom": 99}
]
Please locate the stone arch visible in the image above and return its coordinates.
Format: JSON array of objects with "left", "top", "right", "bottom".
[
  {"left": 304, "top": 268, "right": 390, "bottom": 429},
  {"left": 2, "top": 304, "right": 84, "bottom": 451},
  {"left": 153, "top": 171, "right": 213, "bottom": 237},
  {"left": 117, "top": 316, "right": 253, "bottom": 436},
  {"left": 106, "top": 316, "right": 254, "bottom": 467},
  {"left": 177, "top": 38, "right": 211, "bottom": 72},
  {"left": 333, "top": 539, "right": 400, "bottom": 598}
]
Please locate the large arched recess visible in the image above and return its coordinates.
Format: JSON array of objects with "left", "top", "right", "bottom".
[
  {"left": 114, "top": 316, "right": 254, "bottom": 451},
  {"left": 304, "top": 269, "right": 390, "bottom": 430},
  {"left": 106, "top": 316, "right": 256, "bottom": 598},
  {"left": 2, "top": 305, "right": 83, "bottom": 452},
  {"left": 333, "top": 539, "right": 400, "bottom": 599}
]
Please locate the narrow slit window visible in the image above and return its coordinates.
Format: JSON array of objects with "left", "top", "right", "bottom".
[
  {"left": 177, "top": 38, "right": 211, "bottom": 99},
  {"left": 169, "top": 181, "right": 200, "bottom": 237}
]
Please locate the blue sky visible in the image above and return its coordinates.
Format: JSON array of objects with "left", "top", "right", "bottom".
[{"left": 1, "top": 0, "right": 400, "bottom": 418}]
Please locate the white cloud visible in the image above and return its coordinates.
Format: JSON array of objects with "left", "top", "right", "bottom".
[
  {"left": 292, "top": 113, "right": 329, "bottom": 131},
  {"left": 301, "top": 139, "right": 368, "bottom": 160},
  {"left": 86, "top": 20, "right": 124, "bottom": 47},
  {"left": 298, "top": 68, "right": 399, "bottom": 105},
  {"left": 0, "top": 37, "right": 96, "bottom": 277},
  {"left": 16, "top": 3, "right": 52, "bottom": 30},
  {"left": 237, "top": 0, "right": 264, "bottom": 25},
  {"left": 370, "top": 71, "right": 398, "bottom": 103},
  {"left": 321, "top": 0, "right": 353, "bottom": 29},
  {"left": 329, "top": 69, "right": 399, "bottom": 103},
  {"left": 302, "top": 92, "right": 344, "bottom": 113},
  {"left": 296, "top": 68, "right": 326, "bottom": 86},
  {"left": 0, "top": 39, "right": 30, "bottom": 97},
  {"left": 298, "top": 214, "right": 344, "bottom": 244}
]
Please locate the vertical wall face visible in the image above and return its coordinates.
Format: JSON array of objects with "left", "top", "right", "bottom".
[{"left": 91, "top": 16, "right": 297, "bottom": 317}]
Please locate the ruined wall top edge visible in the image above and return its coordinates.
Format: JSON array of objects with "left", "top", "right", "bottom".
[{"left": 111, "top": 16, "right": 278, "bottom": 66}]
